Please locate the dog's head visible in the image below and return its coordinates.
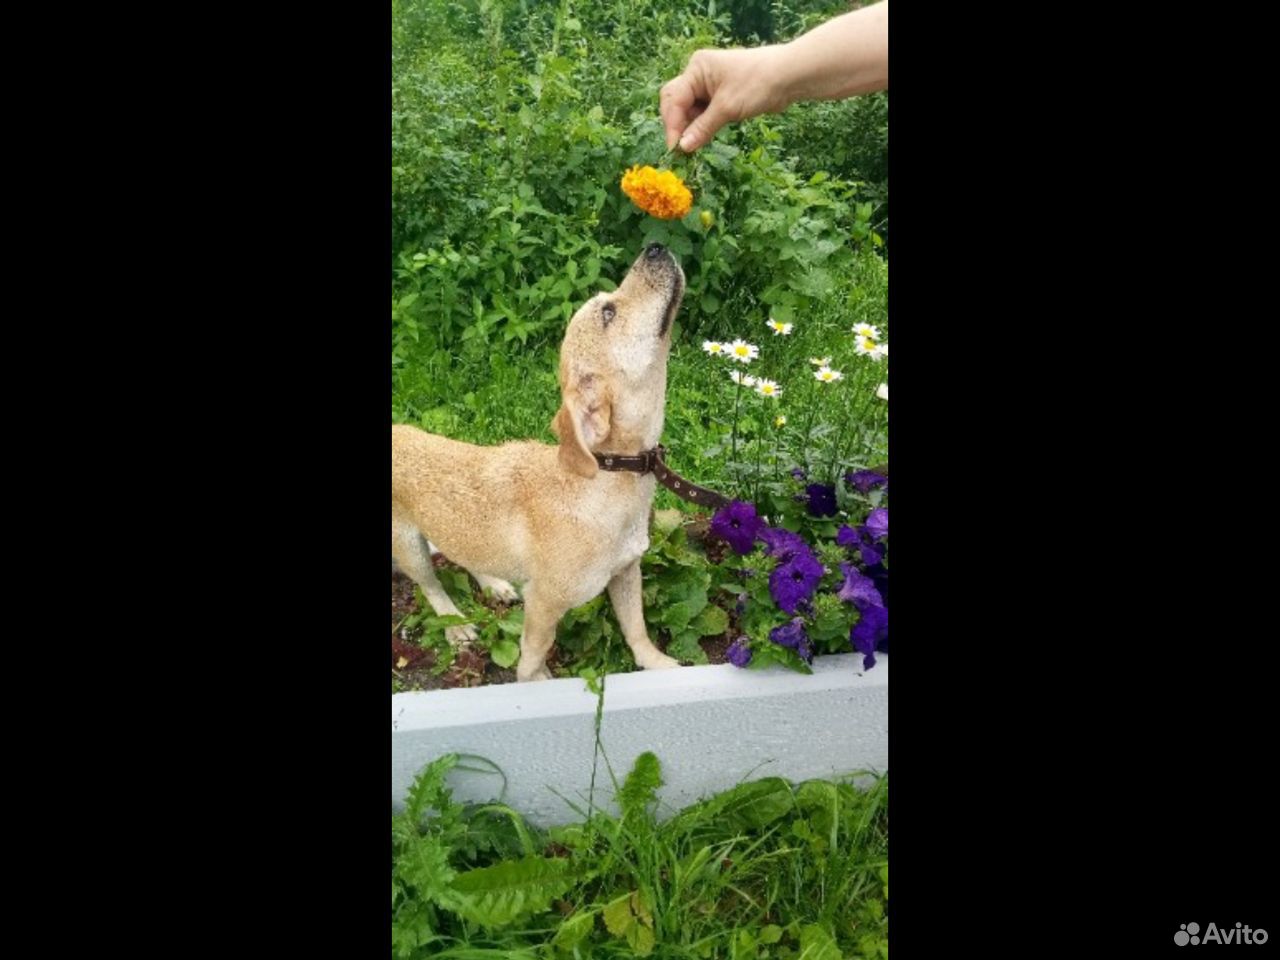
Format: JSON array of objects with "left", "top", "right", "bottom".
[{"left": 551, "top": 243, "right": 684, "bottom": 478}]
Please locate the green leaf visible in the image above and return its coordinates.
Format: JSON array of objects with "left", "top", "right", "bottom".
[
  {"left": 401, "top": 753, "right": 459, "bottom": 827},
  {"left": 761, "top": 925, "right": 784, "bottom": 944},
  {"left": 798, "top": 924, "right": 842, "bottom": 960},
  {"left": 489, "top": 638, "right": 520, "bottom": 668},
  {"left": 551, "top": 911, "right": 595, "bottom": 953},
  {"left": 393, "top": 831, "right": 455, "bottom": 900},
  {"left": 619, "top": 752, "right": 663, "bottom": 816},
  {"left": 697, "top": 778, "right": 795, "bottom": 831},
  {"left": 602, "top": 893, "right": 635, "bottom": 936},
  {"left": 749, "top": 642, "right": 814, "bottom": 675},
  {"left": 497, "top": 609, "right": 525, "bottom": 635},
  {"left": 795, "top": 780, "right": 842, "bottom": 853},
  {"left": 668, "top": 230, "right": 693, "bottom": 255},
  {"left": 660, "top": 595, "right": 707, "bottom": 632},
  {"left": 666, "top": 631, "right": 708, "bottom": 665},
  {"left": 630, "top": 889, "right": 653, "bottom": 927},
  {"left": 627, "top": 922, "right": 656, "bottom": 956},
  {"left": 670, "top": 778, "right": 798, "bottom": 839},
  {"left": 440, "top": 856, "right": 574, "bottom": 929},
  {"left": 690, "top": 604, "right": 728, "bottom": 637},
  {"left": 653, "top": 509, "right": 684, "bottom": 534}
]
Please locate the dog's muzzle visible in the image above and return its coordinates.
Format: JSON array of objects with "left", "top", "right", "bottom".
[{"left": 640, "top": 245, "right": 682, "bottom": 338}]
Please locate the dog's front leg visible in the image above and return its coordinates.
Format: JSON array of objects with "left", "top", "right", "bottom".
[
  {"left": 608, "top": 560, "right": 680, "bottom": 671},
  {"left": 515, "top": 582, "right": 565, "bottom": 682}
]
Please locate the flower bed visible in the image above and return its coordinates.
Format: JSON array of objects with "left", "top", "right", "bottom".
[{"left": 391, "top": 465, "right": 887, "bottom": 691}]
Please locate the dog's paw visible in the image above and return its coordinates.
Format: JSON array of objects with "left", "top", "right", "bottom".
[
  {"left": 639, "top": 652, "right": 681, "bottom": 670},
  {"left": 445, "top": 623, "right": 479, "bottom": 646},
  {"left": 516, "top": 661, "right": 553, "bottom": 682},
  {"left": 483, "top": 579, "right": 521, "bottom": 604}
]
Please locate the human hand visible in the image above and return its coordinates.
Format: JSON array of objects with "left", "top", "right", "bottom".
[{"left": 659, "top": 46, "right": 790, "bottom": 153}]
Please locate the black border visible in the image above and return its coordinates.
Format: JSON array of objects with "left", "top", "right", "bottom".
[{"left": 105, "top": 1, "right": 1276, "bottom": 954}]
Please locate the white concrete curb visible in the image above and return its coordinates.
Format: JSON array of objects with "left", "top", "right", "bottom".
[{"left": 392, "top": 653, "right": 888, "bottom": 826}]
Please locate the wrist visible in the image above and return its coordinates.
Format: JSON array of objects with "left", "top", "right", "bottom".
[{"left": 760, "top": 43, "right": 803, "bottom": 111}]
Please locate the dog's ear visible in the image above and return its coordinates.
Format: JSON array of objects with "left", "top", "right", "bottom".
[{"left": 550, "top": 375, "right": 610, "bottom": 479}]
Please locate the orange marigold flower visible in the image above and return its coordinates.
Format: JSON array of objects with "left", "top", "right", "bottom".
[{"left": 620, "top": 165, "right": 693, "bottom": 220}]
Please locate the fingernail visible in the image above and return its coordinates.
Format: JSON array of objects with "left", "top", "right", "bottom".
[{"left": 679, "top": 134, "right": 693, "bottom": 151}]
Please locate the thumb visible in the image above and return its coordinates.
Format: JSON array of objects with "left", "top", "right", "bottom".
[{"left": 678, "top": 99, "right": 731, "bottom": 153}]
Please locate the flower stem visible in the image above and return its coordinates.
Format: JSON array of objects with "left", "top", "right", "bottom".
[
  {"left": 773, "top": 425, "right": 781, "bottom": 488},
  {"left": 753, "top": 407, "right": 765, "bottom": 505},
  {"left": 731, "top": 376, "right": 743, "bottom": 493},
  {"left": 802, "top": 381, "right": 826, "bottom": 477}
]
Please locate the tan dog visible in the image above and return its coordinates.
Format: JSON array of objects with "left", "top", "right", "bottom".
[{"left": 392, "top": 243, "right": 685, "bottom": 681}]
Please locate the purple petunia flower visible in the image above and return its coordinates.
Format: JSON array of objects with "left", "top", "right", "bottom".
[
  {"left": 865, "top": 508, "right": 888, "bottom": 540},
  {"left": 836, "top": 562, "right": 885, "bottom": 609},
  {"left": 769, "top": 548, "right": 825, "bottom": 614},
  {"left": 770, "top": 618, "right": 804, "bottom": 648},
  {"left": 726, "top": 637, "right": 752, "bottom": 667},
  {"left": 759, "top": 526, "right": 809, "bottom": 564},
  {"left": 790, "top": 467, "right": 807, "bottom": 481},
  {"left": 770, "top": 617, "right": 813, "bottom": 663},
  {"left": 850, "top": 603, "right": 888, "bottom": 669},
  {"left": 710, "top": 500, "right": 764, "bottom": 555},
  {"left": 846, "top": 469, "right": 887, "bottom": 494},
  {"left": 865, "top": 562, "right": 889, "bottom": 610},
  {"left": 805, "top": 483, "right": 838, "bottom": 517},
  {"left": 837, "top": 524, "right": 884, "bottom": 566}
]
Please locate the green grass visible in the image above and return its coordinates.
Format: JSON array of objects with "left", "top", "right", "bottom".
[{"left": 392, "top": 750, "right": 888, "bottom": 959}]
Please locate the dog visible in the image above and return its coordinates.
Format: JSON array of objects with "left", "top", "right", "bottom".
[{"left": 392, "top": 243, "right": 685, "bottom": 681}]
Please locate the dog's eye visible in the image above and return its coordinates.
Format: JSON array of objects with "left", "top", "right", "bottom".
[{"left": 601, "top": 303, "right": 616, "bottom": 325}]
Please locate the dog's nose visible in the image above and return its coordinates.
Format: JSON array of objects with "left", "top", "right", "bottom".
[{"left": 644, "top": 242, "right": 667, "bottom": 260}]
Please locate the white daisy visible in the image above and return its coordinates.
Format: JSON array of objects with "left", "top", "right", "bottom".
[
  {"left": 729, "top": 370, "right": 758, "bottom": 386},
  {"left": 876, "top": 383, "right": 888, "bottom": 401},
  {"left": 766, "top": 318, "right": 793, "bottom": 336},
  {"left": 808, "top": 356, "right": 832, "bottom": 366},
  {"left": 853, "top": 336, "right": 883, "bottom": 359},
  {"left": 702, "top": 340, "right": 726, "bottom": 356},
  {"left": 852, "top": 323, "right": 881, "bottom": 340},
  {"left": 754, "top": 378, "right": 782, "bottom": 398},
  {"left": 727, "top": 339, "right": 759, "bottom": 363},
  {"left": 814, "top": 367, "right": 844, "bottom": 383}
]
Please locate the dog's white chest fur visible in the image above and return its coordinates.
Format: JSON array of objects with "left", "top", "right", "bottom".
[{"left": 570, "top": 472, "right": 654, "bottom": 572}]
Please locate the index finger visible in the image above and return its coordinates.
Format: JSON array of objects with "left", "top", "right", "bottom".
[{"left": 659, "top": 75, "right": 697, "bottom": 150}]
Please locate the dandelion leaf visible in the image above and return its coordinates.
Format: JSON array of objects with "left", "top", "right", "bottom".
[
  {"left": 619, "top": 752, "right": 664, "bottom": 816},
  {"left": 439, "top": 855, "right": 573, "bottom": 928}
]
